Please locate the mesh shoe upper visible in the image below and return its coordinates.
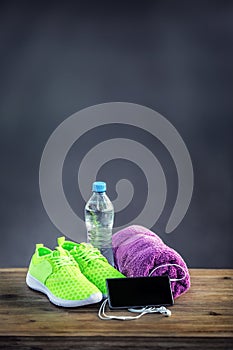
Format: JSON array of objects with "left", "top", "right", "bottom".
[
  {"left": 28, "top": 244, "right": 101, "bottom": 301},
  {"left": 58, "top": 237, "right": 125, "bottom": 296}
]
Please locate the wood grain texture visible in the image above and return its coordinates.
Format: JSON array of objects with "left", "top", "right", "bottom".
[{"left": 0, "top": 269, "right": 232, "bottom": 349}]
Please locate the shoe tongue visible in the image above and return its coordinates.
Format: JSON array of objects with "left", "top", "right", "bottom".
[
  {"left": 57, "top": 236, "right": 65, "bottom": 246},
  {"left": 54, "top": 247, "right": 69, "bottom": 257}
]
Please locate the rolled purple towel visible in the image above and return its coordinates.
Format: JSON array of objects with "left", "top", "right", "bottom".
[{"left": 112, "top": 225, "right": 191, "bottom": 299}]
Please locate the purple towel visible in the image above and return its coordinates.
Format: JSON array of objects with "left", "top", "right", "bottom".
[{"left": 112, "top": 225, "right": 191, "bottom": 299}]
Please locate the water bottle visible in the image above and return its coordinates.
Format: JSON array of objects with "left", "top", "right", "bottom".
[{"left": 85, "top": 181, "right": 114, "bottom": 266}]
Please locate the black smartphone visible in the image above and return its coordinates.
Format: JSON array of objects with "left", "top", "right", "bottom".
[{"left": 106, "top": 276, "right": 174, "bottom": 309}]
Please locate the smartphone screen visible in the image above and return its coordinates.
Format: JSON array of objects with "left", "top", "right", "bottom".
[{"left": 106, "top": 276, "right": 174, "bottom": 309}]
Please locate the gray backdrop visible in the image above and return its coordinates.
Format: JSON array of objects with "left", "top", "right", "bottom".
[{"left": 1, "top": 0, "right": 233, "bottom": 268}]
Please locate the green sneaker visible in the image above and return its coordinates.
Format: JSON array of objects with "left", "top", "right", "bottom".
[
  {"left": 58, "top": 237, "right": 125, "bottom": 297},
  {"left": 26, "top": 243, "right": 102, "bottom": 307}
]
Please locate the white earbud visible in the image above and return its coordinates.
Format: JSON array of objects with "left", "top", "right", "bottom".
[{"left": 157, "top": 306, "right": 171, "bottom": 317}]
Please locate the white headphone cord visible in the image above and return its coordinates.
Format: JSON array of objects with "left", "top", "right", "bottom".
[
  {"left": 149, "top": 263, "right": 187, "bottom": 281},
  {"left": 98, "top": 262, "right": 186, "bottom": 320},
  {"left": 98, "top": 299, "right": 171, "bottom": 321}
]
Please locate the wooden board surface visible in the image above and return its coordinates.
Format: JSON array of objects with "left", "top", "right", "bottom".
[{"left": 0, "top": 268, "right": 233, "bottom": 349}]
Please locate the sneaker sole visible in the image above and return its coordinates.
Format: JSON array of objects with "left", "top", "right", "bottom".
[{"left": 26, "top": 272, "right": 102, "bottom": 307}]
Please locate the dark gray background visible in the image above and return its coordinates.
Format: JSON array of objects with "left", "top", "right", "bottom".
[{"left": 1, "top": 0, "right": 232, "bottom": 268}]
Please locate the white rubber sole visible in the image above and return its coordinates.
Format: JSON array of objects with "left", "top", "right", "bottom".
[{"left": 26, "top": 272, "right": 102, "bottom": 307}]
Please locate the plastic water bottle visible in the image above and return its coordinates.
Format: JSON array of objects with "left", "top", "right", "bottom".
[{"left": 85, "top": 181, "right": 114, "bottom": 266}]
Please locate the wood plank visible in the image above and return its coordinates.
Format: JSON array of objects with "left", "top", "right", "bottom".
[
  {"left": 0, "top": 268, "right": 233, "bottom": 349},
  {"left": 0, "top": 337, "right": 233, "bottom": 350}
]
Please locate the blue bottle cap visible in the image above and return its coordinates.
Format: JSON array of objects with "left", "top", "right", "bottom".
[{"left": 92, "top": 181, "right": 106, "bottom": 192}]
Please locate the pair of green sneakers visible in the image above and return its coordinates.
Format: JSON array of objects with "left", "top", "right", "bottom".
[{"left": 26, "top": 237, "right": 124, "bottom": 307}]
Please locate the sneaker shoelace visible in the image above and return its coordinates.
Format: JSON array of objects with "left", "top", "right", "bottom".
[
  {"left": 72, "top": 243, "right": 107, "bottom": 265},
  {"left": 50, "top": 252, "right": 77, "bottom": 270}
]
